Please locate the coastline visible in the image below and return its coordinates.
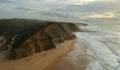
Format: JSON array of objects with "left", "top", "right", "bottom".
[
  {"left": 0, "top": 39, "right": 76, "bottom": 70},
  {"left": 48, "top": 37, "right": 94, "bottom": 70},
  {"left": 0, "top": 35, "right": 94, "bottom": 70}
]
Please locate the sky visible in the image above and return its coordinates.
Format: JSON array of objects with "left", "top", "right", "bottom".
[{"left": 0, "top": 0, "right": 120, "bottom": 24}]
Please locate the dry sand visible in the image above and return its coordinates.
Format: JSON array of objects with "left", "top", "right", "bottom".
[
  {"left": 48, "top": 38, "right": 93, "bottom": 70},
  {"left": 0, "top": 40, "right": 76, "bottom": 70}
]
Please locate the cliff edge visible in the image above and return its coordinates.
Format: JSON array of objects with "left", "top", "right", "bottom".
[{"left": 0, "top": 19, "right": 83, "bottom": 59}]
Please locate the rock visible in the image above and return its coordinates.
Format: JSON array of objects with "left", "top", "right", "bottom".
[{"left": 0, "top": 19, "right": 81, "bottom": 59}]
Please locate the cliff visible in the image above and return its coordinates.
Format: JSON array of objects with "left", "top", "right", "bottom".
[{"left": 0, "top": 19, "right": 82, "bottom": 59}]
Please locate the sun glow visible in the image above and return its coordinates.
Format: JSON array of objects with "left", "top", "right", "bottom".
[
  {"left": 86, "top": 12, "right": 115, "bottom": 18},
  {"left": 72, "top": 0, "right": 114, "bottom": 5}
]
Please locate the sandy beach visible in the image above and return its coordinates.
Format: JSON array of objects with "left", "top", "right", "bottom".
[
  {"left": 0, "top": 37, "right": 93, "bottom": 70},
  {"left": 0, "top": 39, "right": 76, "bottom": 70},
  {"left": 48, "top": 38, "right": 93, "bottom": 70}
]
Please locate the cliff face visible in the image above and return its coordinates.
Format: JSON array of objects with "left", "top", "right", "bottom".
[
  {"left": 0, "top": 19, "right": 81, "bottom": 59},
  {"left": 8, "top": 23, "right": 80, "bottom": 59}
]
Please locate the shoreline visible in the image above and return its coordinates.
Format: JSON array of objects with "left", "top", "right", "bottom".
[
  {"left": 0, "top": 39, "right": 76, "bottom": 70},
  {"left": 48, "top": 38, "right": 94, "bottom": 70}
]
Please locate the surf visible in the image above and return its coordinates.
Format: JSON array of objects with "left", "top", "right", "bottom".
[{"left": 77, "top": 24, "right": 120, "bottom": 70}]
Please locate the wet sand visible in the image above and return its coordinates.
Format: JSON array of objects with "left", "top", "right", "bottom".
[
  {"left": 48, "top": 38, "right": 93, "bottom": 70},
  {"left": 0, "top": 40, "right": 75, "bottom": 70}
]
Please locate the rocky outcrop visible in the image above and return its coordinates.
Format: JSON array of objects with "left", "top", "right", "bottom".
[
  {"left": 9, "top": 31, "right": 55, "bottom": 59},
  {"left": 0, "top": 19, "right": 81, "bottom": 59}
]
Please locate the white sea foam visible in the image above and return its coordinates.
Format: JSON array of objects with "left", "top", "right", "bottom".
[{"left": 77, "top": 24, "right": 120, "bottom": 70}]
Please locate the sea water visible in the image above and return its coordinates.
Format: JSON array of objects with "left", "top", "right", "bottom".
[{"left": 77, "top": 24, "right": 120, "bottom": 70}]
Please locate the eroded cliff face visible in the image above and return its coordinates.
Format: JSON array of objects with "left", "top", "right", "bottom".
[
  {"left": 0, "top": 19, "right": 88, "bottom": 60},
  {"left": 3, "top": 21, "right": 80, "bottom": 59}
]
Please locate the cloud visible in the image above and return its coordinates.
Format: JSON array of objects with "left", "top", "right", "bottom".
[
  {"left": 85, "top": 12, "right": 116, "bottom": 19},
  {"left": 61, "top": 0, "right": 115, "bottom": 5},
  {"left": 0, "top": 0, "right": 120, "bottom": 24},
  {"left": 0, "top": 0, "right": 14, "bottom": 3}
]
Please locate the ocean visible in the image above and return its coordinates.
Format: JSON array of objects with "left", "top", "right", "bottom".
[{"left": 77, "top": 23, "right": 120, "bottom": 70}]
